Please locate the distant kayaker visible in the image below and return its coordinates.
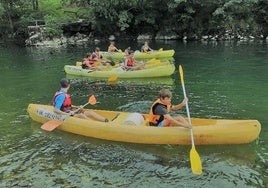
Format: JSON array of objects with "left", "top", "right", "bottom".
[
  {"left": 141, "top": 41, "right": 154, "bottom": 53},
  {"left": 122, "top": 49, "right": 145, "bottom": 71},
  {"left": 53, "top": 78, "right": 109, "bottom": 122},
  {"left": 92, "top": 47, "right": 113, "bottom": 66},
  {"left": 148, "top": 89, "right": 191, "bottom": 128},
  {"left": 108, "top": 41, "right": 120, "bottom": 52},
  {"left": 82, "top": 53, "right": 99, "bottom": 70}
]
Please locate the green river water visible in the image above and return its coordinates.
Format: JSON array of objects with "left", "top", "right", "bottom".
[{"left": 0, "top": 40, "right": 267, "bottom": 187}]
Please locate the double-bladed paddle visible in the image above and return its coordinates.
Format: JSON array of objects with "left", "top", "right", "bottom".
[
  {"left": 179, "top": 65, "right": 202, "bottom": 175},
  {"left": 41, "top": 95, "right": 97, "bottom": 131}
]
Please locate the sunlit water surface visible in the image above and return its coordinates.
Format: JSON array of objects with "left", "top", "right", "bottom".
[{"left": 0, "top": 40, "right": 267, "bottom": 187}]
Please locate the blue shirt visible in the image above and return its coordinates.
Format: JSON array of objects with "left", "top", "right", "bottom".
[{"left": 54, "top": 89, "right": 66, "bottom": 111}]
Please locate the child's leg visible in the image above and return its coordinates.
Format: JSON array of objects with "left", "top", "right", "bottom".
[
  {"left": 84, "top": 110, "right": 108, "bottom": 122},
  {"left": 174, "top": 116, "right": 189, "bottom": 127}
]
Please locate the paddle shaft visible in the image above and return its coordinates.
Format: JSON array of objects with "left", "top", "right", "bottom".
[
  {"left": 41, "top": 95, "right": 96, "bottom": 131},
  {"left": 179, "top": 65, "right": 202, "bottom": 174},
  {"left": 73, "top": 101, "right": 91, "bottom": 114},
  {"left": 181, "top": 83, "right": 195, "bottom": 147}
]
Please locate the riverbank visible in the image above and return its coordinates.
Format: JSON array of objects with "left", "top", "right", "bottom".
[{"left": 23, "top": 32, "right": 268, "bottom": 47}]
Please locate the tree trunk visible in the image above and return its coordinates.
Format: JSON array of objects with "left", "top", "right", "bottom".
[{"left": 32, "top": 0, "right": 39, "bottom": 10}]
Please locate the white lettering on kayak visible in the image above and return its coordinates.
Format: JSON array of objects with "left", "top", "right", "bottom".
[
  {"left": 37, "top": 108, "right": 66, "bottom": 121},
  {"left": 67, "top": 66, "right": 83, "bottom": 72}
]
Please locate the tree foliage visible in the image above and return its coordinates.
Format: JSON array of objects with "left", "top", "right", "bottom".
[{"left": 0, "top": 0, "right": 267, "bottom": 40}]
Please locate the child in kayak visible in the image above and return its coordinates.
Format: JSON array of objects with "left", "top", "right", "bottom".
[
  {"left": 122, "top": 49, "right": 145, "bottom": 71},
  {"left": 108, "top": 41, "right": 120, "bottom": 52},
  {"left": 148, "top": 88, "right": 191, "bottom": 128},
  {"left": 53, "top": 78, "right": 109, "bottom": 122},
  {"left": 141, "top": 41, "right": 154, "bottom": 53}
]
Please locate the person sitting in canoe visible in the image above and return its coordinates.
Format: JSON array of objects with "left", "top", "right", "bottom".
[
  {"left": 53, "top": 78, "right": 109, "bottom": 122},
  {"left": 82, "top": 53, "right": 100, "bottom": 70},
  {"left": 108, "top": 41, "right": 120, "bottom": 52},
  {"left": 141, "top": 41, "right": 154, "bottom": 53},
  {"left": 122, "top": 49, "right": 145, "bottom": 71},
  {"left": 149, "top": 89, "right": 191, "bottom": 128},
  {"left": 92, "top": 47, "right": 114, "bottom": 66}
]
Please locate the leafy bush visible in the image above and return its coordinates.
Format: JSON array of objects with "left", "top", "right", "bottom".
[{"left": 44, "top": 15, "right": 62, "bottom": 38}]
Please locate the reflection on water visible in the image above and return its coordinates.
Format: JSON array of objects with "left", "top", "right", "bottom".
[
  {"left": 0, "top": 41, "right": 268, "bottom": 187},
  {"left": 66, "top": 74, "right": 175, "bottom": 86}
]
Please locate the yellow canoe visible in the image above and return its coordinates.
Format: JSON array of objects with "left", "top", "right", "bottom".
[
  {"left": 28, "top": 104, "right": 261, "bottom": 145},
  {"left": 100, "top": 50, "right": 175, "bottom": 60},
  {"left": 64, "top": 62, "right": 175, "bottom": 78},
  {"left": 66, "top": 74, "right": 174, "bottom": 85}
]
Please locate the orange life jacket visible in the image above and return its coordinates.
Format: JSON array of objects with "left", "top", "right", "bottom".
[
  {"left": 148, "top": 99, "right": 171, "bottom": 126},
  {"left": 52, "top": 91, "right": 72, "bottom": 112}
]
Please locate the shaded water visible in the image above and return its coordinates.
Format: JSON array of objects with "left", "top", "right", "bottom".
[{"left": 0, "top": 40, "right": 267, "bottom": 187}]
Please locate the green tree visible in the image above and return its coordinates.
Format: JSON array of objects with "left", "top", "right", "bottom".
[
  {"left": 1, "top": 0, "right": 267, "bottom": 41},
  {"left": 212, "top": 0, "right": 260, "bottom": 37},
  {"left": 32, "top": 0, "right": 38, "bottom": 10},
  {"left": 252, "top": 0, "right": 268, "bottom": 38}
]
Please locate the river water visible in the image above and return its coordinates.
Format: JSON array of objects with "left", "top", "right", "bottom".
[{"left": 0, "top": 40, "right": 267, "bottom": 187}]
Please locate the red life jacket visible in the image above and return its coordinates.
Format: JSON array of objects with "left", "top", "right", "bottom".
[
  {"left": 52, "top": 91, "right": 72, "bottom": 112},
  {"left": 148, "top": 99, "right": 171, "bottom": 125},
  {"left": 126, "top": 57, "right": 134, "bottom": 67},
  {"left": 85, "top": 57, "right": 95, "bottom": 65},
  {"left": 82, "top": 57, "right": 95, "bottom": 69}
]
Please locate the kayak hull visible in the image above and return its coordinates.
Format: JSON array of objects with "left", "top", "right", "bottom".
[
  {"left": 64, "top": 63, "right": 175, "bottom": 78},
  {"left": 28, "top": 104, "right": 261, "bottom": 145},
  {"left": 100, "top": 50, "right": 175, "bottom": 60}
]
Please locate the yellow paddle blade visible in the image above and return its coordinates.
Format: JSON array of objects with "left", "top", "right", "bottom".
[
  {"left": 145, "top": 61, "right": 169, "bottom": 69},
  {"left": 179, "top": 65, "right": 184, "bottom": 85},
  {"left": 190, "top": 146, "right": 202, "bottom": 175},
  {"left": 76, "top": 61, "right": 82, "bottom": 66},
  {"left": 89, "top": 95, "right": 97, "bottom": 105},
  {"left": 146, "top": 58, "right": 159, "bottom": 64},
  {"left": 108, "top": 75, "right": 118, "bottom": 82},
  {"left": 41, "top": 120, "right": 62, "bottom": 131},
  {"left": 158, "top": 48, "right": 163, "bottom": 51}
]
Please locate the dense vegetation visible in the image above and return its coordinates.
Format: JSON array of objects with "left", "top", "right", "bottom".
[{"left": 0, "top": 0, "right": 267, "bottom": 42}]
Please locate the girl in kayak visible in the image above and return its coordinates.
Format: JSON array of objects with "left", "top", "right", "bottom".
[
  {"left": 122, "top": 49, "right": 145, "bottom": 71},
  {"left": 108, "top": 41, "right": 120, "bottom": 52},
  {"left": 82, "top": 53, "right": 98, "bottom": 70},
  {"left": 141, "top": 41, "right": 154, "bottom": 53}
]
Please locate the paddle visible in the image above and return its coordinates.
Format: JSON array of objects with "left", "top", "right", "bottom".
[
  {"left": 179, "top": 65, "right": 202, "bottom": 175},
  {"left": 41, "top": 95, "right": 97, "bottom": 131},
  {"left": 108, "top": 75, "right": 118, "bottom": 83},
  {"left": 146, "top": 58, "right": 159, "bottom": 64}
]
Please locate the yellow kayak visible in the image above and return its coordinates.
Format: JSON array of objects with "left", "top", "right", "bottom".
[
  {"left": 28, "top": 104, "right": 261, "bottom": 145},
  {"left": 64, "top": 62, "right": 175, "bottom": 78},
  {"left": 100, "top": 49, "right": 175, "bottom": 60},
  {"left": 66, "top": 74, "right": 174, "bottom": 85}
]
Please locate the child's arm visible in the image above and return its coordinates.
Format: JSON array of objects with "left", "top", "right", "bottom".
[{"left": 171, "top": 98, "right": 188, "bottom": 111}]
